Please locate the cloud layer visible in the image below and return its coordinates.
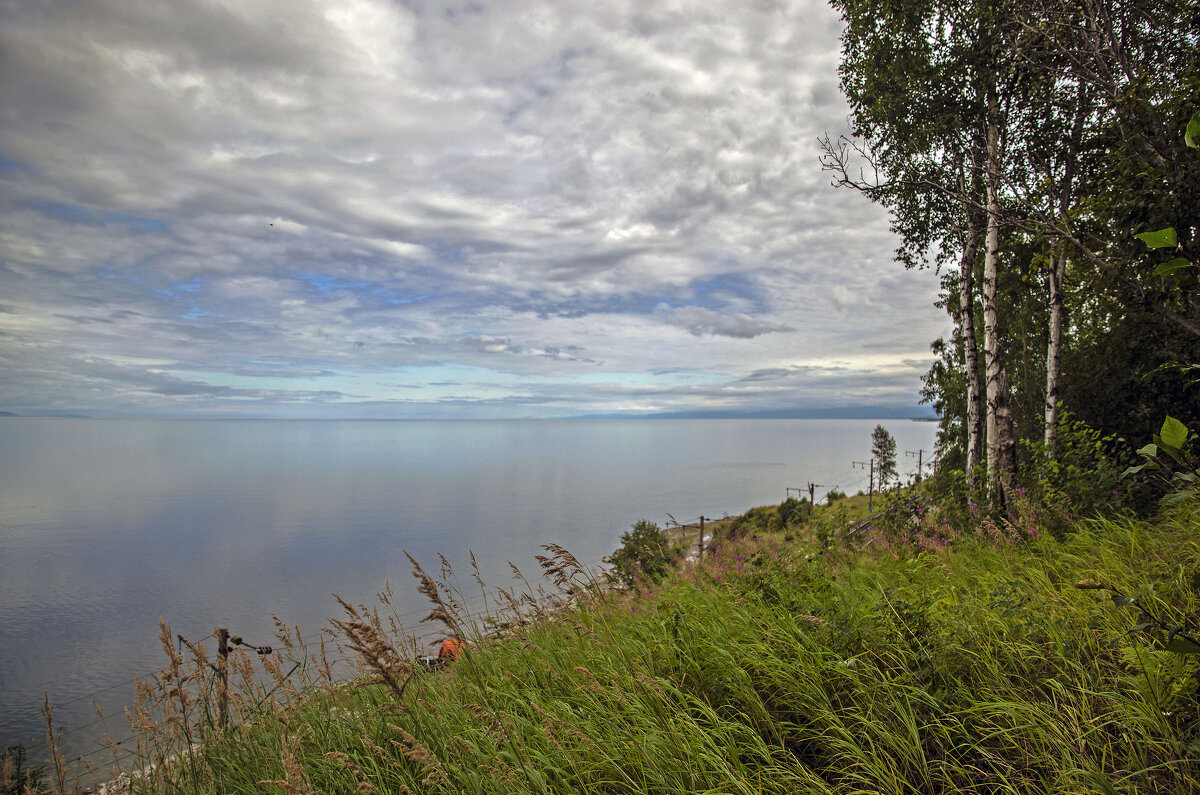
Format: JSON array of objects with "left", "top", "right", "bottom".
[{"left": 0, "top": 0, "right": 949, "bottom": 418}]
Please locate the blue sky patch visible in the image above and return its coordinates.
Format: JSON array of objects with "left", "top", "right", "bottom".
[
  {"left": 295, "top": 273, "right": 375, "bottom": 295},
  {"left": 0, "top": 152, "right": 25, "bottom": 172},
  {"left": 21, "top": 201, "right": 169, "bottom": 234}
]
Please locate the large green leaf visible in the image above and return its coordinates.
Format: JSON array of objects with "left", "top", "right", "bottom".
[
  {"left": 1155, "top": 258, "right": 1193, "bottom": 277},
  {"left": 1121, "top": 462, "right": 1159, "bottom": 478},
  {"left": 1187, "top": 114, "right": 1200, "bottom": 149},
  {"left": 1135, "top": 227, "right": 1178, "bottom": 249},
  {"left": 1159, "top": 416, "right": 1189, "bottom": 450}
]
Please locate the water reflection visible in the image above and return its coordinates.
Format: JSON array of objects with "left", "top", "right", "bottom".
[{"left": 0, "top": 418, "right": 936, "bottom": 760}]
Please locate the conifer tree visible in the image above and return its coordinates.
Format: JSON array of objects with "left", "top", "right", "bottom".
[{"left": 871, "top": 425, "right": 898, "bottom": 488}]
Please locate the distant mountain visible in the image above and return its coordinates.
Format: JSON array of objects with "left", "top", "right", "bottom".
[{"left": 3, "top": 411, "right": 92, "bottom": 418}]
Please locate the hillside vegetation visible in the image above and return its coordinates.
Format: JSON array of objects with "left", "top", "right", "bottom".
[{"left": 19, "top": 482, "right": 1199, "bottom": 795}]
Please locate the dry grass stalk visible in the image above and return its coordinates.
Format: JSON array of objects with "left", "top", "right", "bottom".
[
  {"left": 470, "top": 550, "right": 486, "bottom": 591},
  {"left": 258, "top": 729, "right": 313, "bottom": 795},
  {"left": 388, "top": 724, "right": 449, "bottom": 789},
  {"left": 404, "top": 551, "right": 460, "bottom": 631},
  {"left": 570, "top": 620, "right": 599, "bottom": 640},
  {"left": 0, "top": 748, "right": 15, "bottom": 793},
  {"left": 323, "top": 752, "right": 380, "bottom": 794},
  {"left": 538, "top": 542, "right": 599, "bottom": 599},
  {"left": 433, "top": 553, "right": 467, "bottom": 618},
  {"left": 330, "top": 596, "right": 414, "bottom": 702},
  {"left": 42, "top": 694, "right": 80, "bottom": 795},
  {"left": 315, "top": 635, "right": 335, "bottom": 687}
]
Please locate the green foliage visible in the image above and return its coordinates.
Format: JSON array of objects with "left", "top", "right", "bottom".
[
  {"left": 609, "top": 519, "right": 676, "bottom": 588},
  {"left": 1124, "top": 416, "right": 1200, "bottom": 510},
  {"left": 851, "top": 2, "right": 1200, "bottom": 511},
  {"left": 1137, "top": 220, "right": 1195, "bottom": 278},
  {"left": 726, "top": 505, "right": 775, "bottom": 538},
  {"left": 140, "top": 506, "right": 1200, "bottom": 794},
  {"left": 726, "top": 499, "right": 810, "bottom": 541},
  {"left": 1135, "top": 227, "right": 1179, "bottom": 249},
  {"left": 776, "top": 496, "right": 811, "bottom": 528},
  {"left": 824, "top": 488, "right": 847, "bottom": 503},
  {"left": 871, "top": 425, "right": 898, "bottom": 488},
  {"left": 1019, "top": 411, "right": 1145, "bottom": 519},
  {"left": 1, "top": 745, "right": 44, "bottom": 795}
]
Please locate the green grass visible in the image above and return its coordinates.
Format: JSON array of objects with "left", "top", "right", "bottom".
[{"left": 54, "top": 499, "right": 1200, "bottom": 794}]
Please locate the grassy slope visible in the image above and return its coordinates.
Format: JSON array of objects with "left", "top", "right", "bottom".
[{"left": 119, "top": 498, "right": 1200, "bottom": 794}]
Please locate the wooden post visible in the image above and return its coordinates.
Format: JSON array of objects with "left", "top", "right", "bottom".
[
  {"left": 868, "top": 459, "right": 874, "bottom": 512},
  {"left": 698, "top": 516, "right": 705, "bottom": 558},
  {"left": 216, "top": 627, "right": 230, "bottom": 729}
]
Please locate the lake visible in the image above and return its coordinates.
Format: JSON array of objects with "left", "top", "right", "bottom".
[{"left": 0, "top": 417, "right": 936, "bottom": 761}]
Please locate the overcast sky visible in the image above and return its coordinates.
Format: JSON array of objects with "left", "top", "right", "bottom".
[{"left": 0, "top": 0, "right": 951, "bottom": 419}]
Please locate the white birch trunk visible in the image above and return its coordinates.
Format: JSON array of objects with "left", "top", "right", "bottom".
[
  {"left": 959, "top": 211, "right": 983, "bottom": 484},
  {"left": 983, "top": 89, "right": 1017, "bottom": 505},
  {"left": 1043, "top": 246, "right": 1066, "bottom": 454}
]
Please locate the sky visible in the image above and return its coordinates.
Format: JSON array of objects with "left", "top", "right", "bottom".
[{"left": 0, "top": 0, "right": 951, "bottom": 419}]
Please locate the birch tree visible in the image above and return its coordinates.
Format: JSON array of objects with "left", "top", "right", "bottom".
[{"left": 824, "top": 0, "right": 1021, "bottom": 500}]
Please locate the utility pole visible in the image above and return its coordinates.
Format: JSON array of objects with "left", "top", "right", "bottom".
[
  {"left": 698, "top": 516, "right": 705, "bottom": 559},
  {"left": 906, "top": 449, "right": 926, "bottom": 483},
  {"left": 852, "top": 460, "right": 874, "bottom": 511},
  {"left": 216, "top": 627, "right": 230, "bottom": 729},
  {"left": 807, "top": 482, "right": 825, "bottom": 510}
]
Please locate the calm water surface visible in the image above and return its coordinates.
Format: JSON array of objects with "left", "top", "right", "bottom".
[{"left": 0, "top": 418, "right": 936, "bottom": 759}]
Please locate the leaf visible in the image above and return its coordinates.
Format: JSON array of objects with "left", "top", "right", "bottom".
[
  {"left": 1188, "top": 114, "right": 1200, "bottom": 149},
  {"left": 1159, "top": 416, "right": 1189, "bottom": 450},
  {"left": 1154, "top": 436, "right": 1187, "bottom": 466},
  {"left": 1161, "top": 491, "right": 1198, "bottom": 507},
  {"left": 1112, "top": 594, "right": 1137, "bottom": 608},
  {"left": 1165, "top": 636, "right": 1200, "bottom": 654},
  {"left": 1135, "top": 228, "right": 1178, "bottom": 249},
  {"left": 1155, "top": 258, "right": 1194, "bottom": 277},
  {"left": 1136, "top": 443, "right": 1159, "bottom": 457},
  {"left": 1121, "top": 463, "right": 1158, "bottom": 479}
]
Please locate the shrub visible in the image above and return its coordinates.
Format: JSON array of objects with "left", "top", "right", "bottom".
[
  {"left": 1019, "top": 410, "right": 1145, "bottom": 518},
  {"left": 609, "top": 520, "right": 676, "bottom": 587},
  {"left": 777, "top": 497, "right": 810, "bottom": 528}
]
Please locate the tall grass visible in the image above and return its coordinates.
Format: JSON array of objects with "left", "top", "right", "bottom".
[{"left": 14, "top": 500, "right": 1200, "bottom": 794}]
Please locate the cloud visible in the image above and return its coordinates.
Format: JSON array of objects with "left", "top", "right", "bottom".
[
  {"left": 0, "top": 0, "right": 951, "bottom": 418},
  {"left": 662, "top": 306, "right": 793, "bottom": 339}
]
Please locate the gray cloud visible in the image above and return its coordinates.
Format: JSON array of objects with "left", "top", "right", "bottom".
[{"left": 0, "top": 0, "right": 950, "bottom": 418}]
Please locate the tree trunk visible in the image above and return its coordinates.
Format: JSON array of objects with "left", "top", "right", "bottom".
[
  {"left": 1043, "top": 245, "right": 1066, "bottom": 455},
  {"left": 983, "top": 88, "right": 1017, "bottom": 506},
  {"left": 1045, "top": 82, "right": 1086, "bottom": 459},
  {"left": 959, "top": 204, "right": 984, "bottom": 486}
]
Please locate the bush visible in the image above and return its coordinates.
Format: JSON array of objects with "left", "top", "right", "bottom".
[
  {"left": 1019, "top": 410, "right": 1147, "bottom": 518},
  {"left": 777, "top": 497, "right": 811, "bottom": 527},
  {"left": 609, "top": 520, "right": 676, "bottom": 587},
  {"left": 726, "top": 500, "right": 812, "bottom": 541}
]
